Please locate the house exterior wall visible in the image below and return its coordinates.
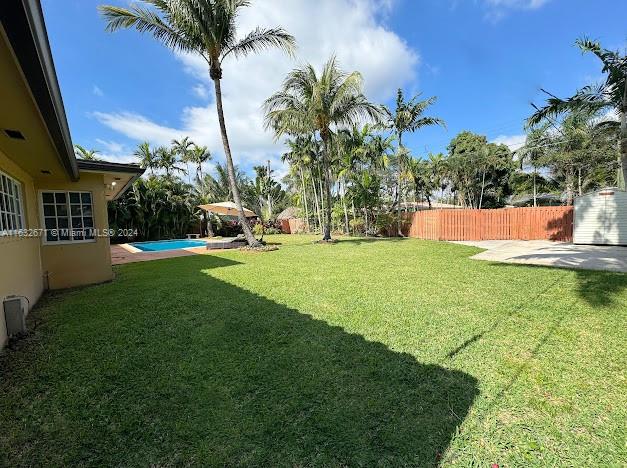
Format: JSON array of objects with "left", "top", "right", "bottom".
[
  {"left": 36, "top": 172, "right": 114, "bottom": 290},
  {"left": 1, "top": 152, "right": 114, "bottom": 349},
  {"left": 0, "top": 149, "right": 44, "bottom": 348}
]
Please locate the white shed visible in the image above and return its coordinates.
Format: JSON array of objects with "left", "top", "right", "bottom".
[{"left": 573, "top": 188, "right": 627, "bottom": 245}]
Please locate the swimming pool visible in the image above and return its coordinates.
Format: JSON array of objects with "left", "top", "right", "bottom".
[{"left": 130, "top": 239, "right": 207, "bottom": 252}]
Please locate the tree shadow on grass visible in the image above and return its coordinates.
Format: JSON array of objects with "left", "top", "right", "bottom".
[{"left": 1, "top": 255, "right": 477, "bottom": 467}]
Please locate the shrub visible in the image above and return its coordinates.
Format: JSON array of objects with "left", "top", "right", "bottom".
[
  {"left": 349, "top": 217, "right": 365, "bottom": 235},
  {"left": 252, "top": 220, "right": 282, "bottom": 236}
]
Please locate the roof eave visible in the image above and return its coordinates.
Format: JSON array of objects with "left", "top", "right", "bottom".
[{"left": 0, "top": 0, "right": 79, "bottom": 181}]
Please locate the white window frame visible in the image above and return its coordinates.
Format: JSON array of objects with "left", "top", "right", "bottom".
[
  {"left": 0, "top": 170, "right": 26, "bottom": 236},
  {"left": 39, "top": 190, "right": 96, "bottom": 245}
]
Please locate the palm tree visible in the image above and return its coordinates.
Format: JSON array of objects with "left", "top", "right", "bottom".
[
  {"left": 99, "top": 0, "right": 295, "bottom": 247},
  {"left": 264, "top": 57, "right": 382, "bottom": 240},
  {"left": 528, "top": 38, "right": 626, "bottom": 188},
  {"left": 134, "top": 141, "right": 158, "bottom": 174},
  {"left": 382, "top": 89, "right": 445, "bottom": 235},
  {"left": 74, "top": 144, "right": 100, "bottom": 161},
  {"left": 171, "top": 137, "right": 194, "bottom": 180},
  {"left": 282, "top": 137, "right": 313, "bottom": 231},
  {"left": 155, "top": 146, "right": 184, "bottom": 177},
  {"left": 518, "top": 126, "right": 551, "bottom": 207},
  {"left": 188, "top": 145, "right": 211, "bottom": 182}
]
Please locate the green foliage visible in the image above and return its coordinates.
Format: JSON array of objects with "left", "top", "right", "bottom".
[
  {"left": 73, "top": 144, "right": 100, "bottom": 161},
  {"left": 520, "top": 109, "right": 619, "bottom": 204},
  {"left": 374, "top": 212, "right": 401, "bottom": 237},
  {"left": 527, "top": 38, "right": 626, "bottom": 187},
  {"left": 264, "top": 56, "right": 383, "bottom": 239},
  {"left": 108, "top": 174, "right": 198, "bottom": 241},
  {"left": 446, "top": 131, "right": 515, "bottom": 208},
  {"left": 252, "top": 222, "right": 264, "bottom": 236},
  {"left": 99, "top": 0, "right": 295, "bottom": 77},
  {"left": 349, "top": 217, "right": 365, "bottom": 234}
]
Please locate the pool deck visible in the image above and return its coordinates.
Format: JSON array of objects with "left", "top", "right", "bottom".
[{"left": 111, "top": 237, "right": 246, "bottom": 265}]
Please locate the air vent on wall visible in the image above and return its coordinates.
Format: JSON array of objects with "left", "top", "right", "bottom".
[{"left": 4, "top": 129, "right": 25, "bottom": 140}]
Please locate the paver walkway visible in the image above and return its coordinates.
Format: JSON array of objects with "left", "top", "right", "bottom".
[
  {"left": 454, "top": 240, "right": 627, "bottom": 273},
  {"left": 111, "top": 244, "right": 205, "bottom": 265}
]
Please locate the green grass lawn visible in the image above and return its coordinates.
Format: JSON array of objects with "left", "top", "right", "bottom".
[{"left": 1, "top": 235, "right": 626, "bottom": 466}]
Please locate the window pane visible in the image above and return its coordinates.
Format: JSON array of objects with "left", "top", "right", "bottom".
[
  {"left": 69, "top": 192, "right": 80, "bottom": 204},
  {"left": 70, "top": 204, "right": 82, "bottom": 216},
  {"left": 58, "top": 217, "right": 69, "bottom": 229},
  {"left": 73, "top": 230, "right": 84, "bottom": 241},
  {"left": 44, "top": 217, "right": 57, "bottom": 230},
  {"left": 56, "top": 203, "right": 68, "bottom": 217},
  {"left": 84, "top": 229, "right": 94, "bottom": 240},
  {"left": 55, "top": 192, "right": 66, "bottom": 203},
  {"left": 44, "top": 204, "right": 55, "bottom": 216},
  {"left": 42, "top": 192, "right": 54, "bottom": 203},
  {"left": 0, "top": 194, "right": 6, "bottom": 211},
  {"left": 83, "top": 217, "right": 94, "bottom": 228},
  {"left": 82, "top": 205, "right": 93, "bottom": 216},
  {"left": 81, "top": 192, "right": 91, "bottom": 204},
  {"left": 72, "top": 217, "right": 83, "bottom": 229}
]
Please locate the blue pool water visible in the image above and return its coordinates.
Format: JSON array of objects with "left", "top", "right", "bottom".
[{"left": 130, "top": 239, "right": 207, "bottom": 252}]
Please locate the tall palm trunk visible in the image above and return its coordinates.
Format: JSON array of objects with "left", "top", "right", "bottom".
[
  {"left": 565, "top": 165, "right": 575, "bottom": 205},
  {"left": 299, "top": 167, "right": 310, "bottom": 232},
  {"left": 341, "top": 179, "right": 349, "bottom": 234},
  {"left": 351, "top": 200, "right": 357, "bottom": 224},
  {"left": 205, "top": 212, "right": 214, "bottom": 237},
  {"left": 311, "top": 172, "right": 322, "bottom": 231},
  {"left": 619, "top": 82, "right": 627, "bottom": 189},
  {"left": 212, "top": 75, "right": 259, "bottom": 246},
  {"left": 320, "top": 132, "right": 333, "bottom": 240},
  {"left": 479, "top": 168, "right": 487, "bottom": 209},
  {"left": 396, "top": 134, "right": 405, "bottom": 237},
  {"left": 533, "top": 171, "right": 537, "bottom": 207}
]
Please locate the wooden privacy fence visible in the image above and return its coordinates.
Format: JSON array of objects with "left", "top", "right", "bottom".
[{"left": 405, "top": 206, "right": 573, "bottom": 241}]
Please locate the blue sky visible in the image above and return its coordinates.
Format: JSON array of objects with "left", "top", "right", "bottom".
[{"left": 42, "top": 0, "right": 626, "bottom": 177}]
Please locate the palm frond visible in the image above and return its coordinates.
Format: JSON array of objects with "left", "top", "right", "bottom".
[
  {"left": 99, "top": 4, "right": 195, "bottom": 53},
  {"left": 527, "top": 84, "right": 612, "bottom": 128},
  {"left": 223, "top": 27, "right": 296, "bottom": 59}
]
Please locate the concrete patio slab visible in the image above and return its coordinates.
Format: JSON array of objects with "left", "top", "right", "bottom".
[{"left": 453, "top": 240, "right": 627, "bottom": 273}]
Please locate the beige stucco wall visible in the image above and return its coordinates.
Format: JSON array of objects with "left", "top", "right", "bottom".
[
  {"left": 37, "top": 172, "right": 114, "bottom": 290},
  {"left": 0, "top": 157, "right": 114, "bottom": 349},
  {"left": 0, "top": 150, "right": 44, "bottom": 348}
]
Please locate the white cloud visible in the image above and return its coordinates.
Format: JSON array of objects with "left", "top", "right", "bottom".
[
  {"left": 93, "top": 0, "right": 418, "bottom": 175},
  {"left": 192, "top": 83, "right": 209, "bottom": 100},
  {"left": 93, "top": 85, "right": 104, "bottom": 97},
  {"left": 484, "top": 0, "right": 549, "bottom": 9},
  {"left": 95, "top": 138, "right": 125, "bottom": 154},
  {"left": 482, "top": 0, "right": 551, "bottom": 22},
  {"left": 492, "top": 134, "right": 526, "bottom": 151}
]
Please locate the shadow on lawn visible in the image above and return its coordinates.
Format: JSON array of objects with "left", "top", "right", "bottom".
[{"left": 1, "top": 255, "right": 477, "bottom": 466}]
